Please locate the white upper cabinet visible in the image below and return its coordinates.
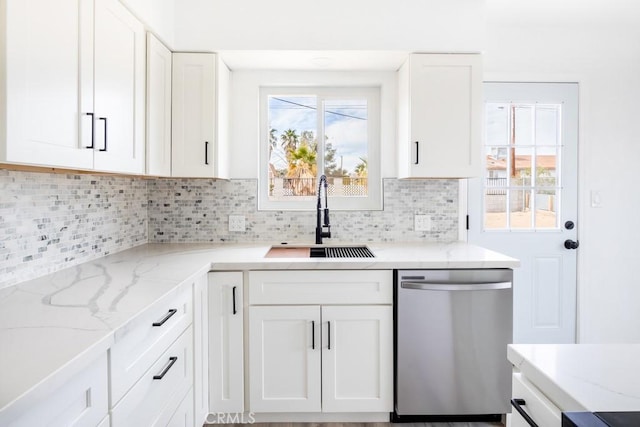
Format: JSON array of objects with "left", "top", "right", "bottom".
[
  {"left": 172, "top": 52, "right": 230, "bottom": 178},
  {"left": 398, "top": 54, "right": 482, "bottom": 178},
  {"left": 0, "top": 0, "right": 94, "bottom": 169},
  {"left": 93, "top": 0, "right": 145, "bottom": 174},
  {"left": 146, "top": 33, "right": 172, "bottom": 176},
  {"left": 0, "top": 0, "right": 145, "bottom": 174}
]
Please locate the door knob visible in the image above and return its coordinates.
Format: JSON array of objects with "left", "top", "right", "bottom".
[{"left": 564, "top": 239, "right": 579, "bottom": 250}]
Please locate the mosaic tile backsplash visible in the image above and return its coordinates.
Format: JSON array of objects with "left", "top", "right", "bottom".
[
  {"left": 0, "top": 170, "right": 458, "bottom": 289},
  {"left": 148, "top": 178, "right": 459, "bottom": 244},
  {"left": 0, "top": 170, "right": 148, "bottom": 289}
]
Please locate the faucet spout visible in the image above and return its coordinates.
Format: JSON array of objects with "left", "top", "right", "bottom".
[{"left": 315, "top": 175, "right": 331, "bottom": 244}]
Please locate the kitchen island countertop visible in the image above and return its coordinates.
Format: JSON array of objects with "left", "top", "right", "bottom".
[
  {"left": 509, "top": 343, "right": 640, "bottom": 412},
  {"left": 0, "top": 241, "right": 518, "bottom": 419}
]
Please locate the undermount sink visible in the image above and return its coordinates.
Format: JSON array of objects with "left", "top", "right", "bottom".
[{"left": 265, "top": 245, "right": 375, "bottom": 258}]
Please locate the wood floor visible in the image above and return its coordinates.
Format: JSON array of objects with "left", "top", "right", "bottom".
[{"left": 208, "top": 423, "right": 504, "bottom": 427}]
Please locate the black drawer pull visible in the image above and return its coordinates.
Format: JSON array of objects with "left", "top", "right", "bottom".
[
  {"left": 311, "top": 320, "right": 315, "bottom": 349},
  {"left": 152, "top": 309, "right": 177, "bottom": 327},
  {"left": 327, "top": 321, "right": 331, "bottom": 350},
  {"left": 511, "top": 398, "right": 539, "bottom": 427},
  {"left": 153, "top": 356, "right": 178, "bottom": 380}
]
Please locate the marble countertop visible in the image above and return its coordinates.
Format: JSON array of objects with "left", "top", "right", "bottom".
[
  {"left": 0, "top": 241, "right": 518, "bottom": 417},
  {"left": 508, "top": 344, "right": 640, "bottom": 412}
]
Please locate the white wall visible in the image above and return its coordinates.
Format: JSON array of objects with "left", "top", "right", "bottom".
[
  {"left": 484, "top": 0, "right": 640, "bottom": 342},
  {"left": 229, "top": 70, "right": 398, "bottom": 179},
  {"left": 120, "top": 0, "right": 175, "bottom": 47},
  {"left": 174, "top": 0, "right": 485, "bottom": 52}
]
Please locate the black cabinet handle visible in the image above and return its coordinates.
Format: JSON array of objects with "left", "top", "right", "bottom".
[
  {"left": 311, "top": 320, "right": 315, "bottom": 350},
  {"left": 205, "top": 141, "right": 209, "bottom": 165},
  {"left": 327, "top": 321, "right": 331, "bottom": 350},
  {"left": 414, "top": 141, "right": 419, "bottom": 164},
  {"left": 85, "top": 112, "right": 95, "bottom": 149},
  {"left": 98, "top": 117, "right": 107, "bottom": 152},
  {"left": 511, "top": 398, "right": 539, "bottom": 427},
  {"left": 232, "top": 286, "right": 237, "bottom": 315},
  {"left": 152, "top": 309, "right": 177, "bottom": 327},
  {"left": 153, "top": 356, "right": 178, "bottom": 380}
]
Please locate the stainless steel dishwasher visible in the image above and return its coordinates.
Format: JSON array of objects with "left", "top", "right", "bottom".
[{"left": 394, "top": 269, "right": 513, "bottom": 421}]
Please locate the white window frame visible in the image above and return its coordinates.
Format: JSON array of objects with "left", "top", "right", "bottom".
[{"left": 258, "top": 86, "right": 382, "bottom": 211}]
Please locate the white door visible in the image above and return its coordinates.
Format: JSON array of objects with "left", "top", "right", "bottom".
[
  {"left": 4, "top": 0, "right": 94, "bottom": 169},
  {"left": 468, "top": 82, "right": 579, "bottom": 344},
  {"left": 321, "top": 305, "right": 393, "bottom": 412},
  {"left": 249, "top": 305, "right": 321, "bottom": 412},
  {"left": 208, "top": 272, "right": 244, "bottom": 413},
  {"left": 93, "top": 0, "right": 145, "bottom": 174}
]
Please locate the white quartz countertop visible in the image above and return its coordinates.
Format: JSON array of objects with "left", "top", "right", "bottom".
[
  {"left": 0, "top": 241, "right": 518, "bottom": 417},
  {"left": 508, "top": 344, "right": 640, "bottom": 412}
]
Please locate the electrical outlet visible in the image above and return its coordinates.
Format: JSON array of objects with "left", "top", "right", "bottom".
[
  {"left": 414, "top": 214, "right": 431, "bottom": 232},
  {"left": 229, "top": 215, "right": 246, "bottom": 232}
]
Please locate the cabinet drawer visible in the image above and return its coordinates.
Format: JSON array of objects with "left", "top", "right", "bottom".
[
  {"left": 510, "top": 373, "right": 561, "bottom": 427},
  {"left": 110, "top": 286, "right": 192, "bottom": 405},
  {"left": 111, "top": 327, "right": 194, "bottom": 427},
  {"left": 249, "top": 270, "right": 392, "bottom": 305},
  {"left": 5, "top": 353, "right": 108, "bottom": 427}
]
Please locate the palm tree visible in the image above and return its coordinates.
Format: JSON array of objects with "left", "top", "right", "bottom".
[
  {"left": 287, "top": 142, "right": 317, "bottom": 195},
  {"left": 281, "top": 129, "right": 299, "bottom": 160},
  {"left": 268, "top": 127, "right": 278, "bottom": 162},
  {"left": 354, "top": 157, "right": 368, "bottom": 177}
]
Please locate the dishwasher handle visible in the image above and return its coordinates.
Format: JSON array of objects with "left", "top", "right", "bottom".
[{"left": 401, "top": 281, "right": 512, "bottom": 291}]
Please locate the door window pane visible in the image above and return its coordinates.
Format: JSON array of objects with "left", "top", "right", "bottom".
[
  {"left": 482, "top": 103, "right": 562, "bottom": 231},
  {"left": 509, "top": 189, "right": 533, "bottom": 229},
  {"left": 535, "top": 189, "right": 557, "bottom": 228}
]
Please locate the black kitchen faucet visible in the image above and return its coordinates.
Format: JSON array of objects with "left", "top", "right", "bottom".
[{"left": 315, "top": 175, "right": 331, "bottom": 244}]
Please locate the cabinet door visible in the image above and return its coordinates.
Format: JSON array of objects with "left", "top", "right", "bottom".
[
  {"left": 193, "top": 274, "right": 209, "bottom": 425},
  {"left": 398, "top": 54, "right": 482, "bottom": 178},
  {"left": 93, "top": 0, "right": 145, "bottom": 174},
  {"left": 249, "top": 306, "right": 321, "bottom": 412},
  {"left": 172, "top": 53, "right": 216, "bottom": 177},
  {"left": 2, "top": 0, "right": 94, "bottom": 169},
  {"left": 321, "top": 306, "right": 393, "bottom": 412},
  {"left": 146, "top": 33, "right": 172, "bottom": 176},
  {"left": 209, "top": 272, "right": 244, "bottom": 413}
]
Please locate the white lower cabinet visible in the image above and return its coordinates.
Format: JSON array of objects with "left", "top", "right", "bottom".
[
  {"left": 111, "top": 327, "right": 194, "bottom": 427},
  {"left": 4, "top": 353, "right": 109, "bottom": 427},
  {"left": 509, "top": 373, "right": 561, "bottom": 427},
  {"left": 249, "top": 305, "right": 322, "bottom": 413},
  {"left": 321, "top": 305, "right": 393, "bottom": 412},
  {"left": 248, "top": 270, "right": 393, "bottom": 414},
  {"left": 208, "top": 272, "right": 244, "bottom": 413},
  {"left": 193, "top": 274, "right": 209, "bottom": 426},
  {"left": 167, "top": 388, "right": 195, "bottom": 427}
]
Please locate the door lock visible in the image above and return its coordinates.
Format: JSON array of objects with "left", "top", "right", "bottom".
[{"left": 564, "top": 239, "right": 579, "bottom": 250}]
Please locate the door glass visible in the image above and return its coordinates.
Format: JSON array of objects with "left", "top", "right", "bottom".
[{"left": 483, "top": 103, "right": 562, "bottom": 231}]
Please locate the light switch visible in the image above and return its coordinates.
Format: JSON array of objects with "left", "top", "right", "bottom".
[{"left": 590, "top": 190, "right": 603, "bottom": 208}]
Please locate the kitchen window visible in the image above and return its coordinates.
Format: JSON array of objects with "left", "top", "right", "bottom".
[{"left": 258, "top": 87, "right": 381, "bottom": 211}]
